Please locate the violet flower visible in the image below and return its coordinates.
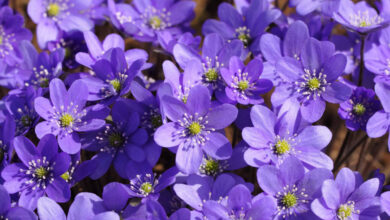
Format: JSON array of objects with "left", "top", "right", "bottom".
[
  {"left": 0, "top": 185, "right": 37, "bottom": 220},
  {"left": 1, "top": 135, "right": 71, "bottom": 210},
  {"left": 311, "top": 167, "right": 382, "bottom": 219},
  {"left": 154, "top": 85, "right": 237, "bottom": 174},
  {"left": 34, "top": 79, "right": 109, "bottom": 154}
]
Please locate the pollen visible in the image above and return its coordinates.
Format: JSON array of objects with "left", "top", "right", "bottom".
[
  {"left": 238, "top": 33, "right": 250, "bottom": 44},
  {"left": 151, "top": 115, "right": 163, "bottom": 128},
  {"left": 203, "top": 158, "right": 220, "bottom": 175},
  {"left": 108, "top": 132, "right": 125, "bottom": 147},
  {"left": 140, "top": 182, "right": 153, "bottom": 195},
  {"left": 238, "top": 80, "right": 249, "bottom": 91},
  {"left": 338, "top": 204, "right": 353, "bottom": 219},
  {"left": 307, "top": 78, "right": 320, "bottom": 90},
  {"left": 61, "top": 172, "right": 70, "bottom": 181},
  {"left": 20, "top": 115, "right": 32, "bottom": 127},
  {"left": 47, "top": 3, "right": 60, "bottom": 17},
  {"left": 39, "top": 77, "right": 49, "bottom": 88},
  {"left": 275, "top": 139, "right": 290, "bottom": 155},
  {"left": 60, "top": 113, "right": 74, "bottom": 127},
  {"left": 188, "top": 122, "right": 202, "bottom": 135},
  {"left": 205, "top": 68, "right": 218, "bottom": 82},
  {"left": 149, "top": 16, "right": 162, "bottom": 29},
  {"left": 110, "top": 79, "right": 121, "bottom": 93},
  {"left": 0, "top": 36, "right": 3, "bottom": 45},
  {"left": 353, "top": 103, "right": 366, "bottom": 115},
  {"left": 35, "top": 167, "right": 48, "bottom": 179},
  {"left": 282, "top": 193, "right": 297, "bottom": 208}
]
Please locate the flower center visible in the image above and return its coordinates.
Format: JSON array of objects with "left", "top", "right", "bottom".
[
  {"left": 149, "top": 16, "right": 162, "bottom": 29},
  {"left": 110, "top": 79, "right": 121, "bottom": 93},
  {"left": 307, "top": 78, "right": 320, "bottom": 90},
  {"left": 20, "top": 115, "right": 32, "bottom": 127},
  {"left": 337, "top": 204, "right": 353, "bottom": 219},
  {"left": 108, "top": 132, "right": 125, "bottom": 148},
  {"left": 205, "top": 68, "right": 218, "bottom": 82},
  {"left": 61, "top": 172, "right": 70, "bottom": 181},
  {"left": 202, "top": 158, "right": 220, "bottom": 176},
  {"left": 282, "top": 193, "right": 297, "bottom": 208},
  {"left": 0, "top": 36, "right": 3, "bottom": 45},
  {"left": 353, "top": 103, "right": 366, "bottom": 115},
  {"left": 182, "top": 96, "right": 188, "bottom": 104},
  {"left": 60, "top": 113, "right": 74, "bottom": 127},
  {"left": 47, "top": 3, "right": 60, "bottom": 17},
  {"left": 275, "top": 139, "right": 290, "bottom": 155},
  {"left": 188, "top": 122, "right": 202, "bottom": 135},
  {"left": 151, "top": 115, "right": 162, "bottom": 129},
  {"left": 39, "top": 77, "right": 49, "bottom": 88},
  {"left": 238, "top": 33, "right": 250, "bottom": 45},
  {"left": 140, "top": 182, "right": 153, "bottom": 195},
  {"left": 238, "top": 80, "right": 249, "bottom": 91},
  {"left": 35, "top": 167, "right": 48, "bottom": 179}
]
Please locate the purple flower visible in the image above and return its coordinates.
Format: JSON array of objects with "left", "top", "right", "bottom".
[
  {"left": 80, "top": 100, "right": 149, "bottom": 179},
  {"left": 172, "top": 33, "right": 244, "bottom": 103},
  {"left": 333, "top": 0, "right": 390, "bottom": 34},
  {"left": 75, "top": 31, "right": 148, "bottom": 69},
  {"left": 365, "top": 35, "right": 390, "bottom": 83},
  {"left": 34, "top": 79, "right": 109, "bottom": 154},
  {"left": 221, "top": 57, "right": 273, "bottom": 105},
  {"left": 289, "top": 0, "right": 340, "bottom": 17},
  {"left": 311, "top": 167, "right": 381, "bottom": 219},
  {"left": 0, "top": 117, "right": 15, "bottom": 178},
  {"left": 243, "top": 103, "right": 333, "bottom": 170},
  {"left": 1, "top": 135, "right": 71, "bottom": 210},
  {"left": 257, "top": 157, "right": 333, "bottom": 219},
  {"left": 367, "top": 82, "right": 390, "bottom": 151},
  {"left": 78, "top": 48, "right": 145, "bottom": 103},
  {"left": 154, "top": 85, "right": 237, "bottom": 174},
  {"left": 338, "top": 86, "right": 381, "bottom": 131},
  {"left": 107, "top": 0, "right": 195, "bottom": 44},
  {"left": 273, "top": 37, "right": 352, "bottom": 122},
  {"left": 47, "top": 31, "right": 88, "bottom": 69},
  {"left": 202, "top": 184, "right": 276, "bottom": 220},
  {"left": 60, "top": 153, "right": 96, "bottom": 186},
  {"left": 27, "top": 0, "right": 94, "bottom": 48},
  {"left": 5, "top": 87, "right": 40, "bottom": 135},
  {"left": 381, "top": 191, "right": 390, "bottom": 216},
  {"left": 17, "top": 41, "right": 64, "bottom": 91},
  {"left": 0, "top": 185, "right": 37, "bottom": 220},
  {"left": 174, "top": 173, "right": 252, "bottom": 211},
  {"left": 0, "top": 6, "right": 32, "bottom": 66},
  {"left": 202, "top": 0, "right": 281, "bottom": 54}
]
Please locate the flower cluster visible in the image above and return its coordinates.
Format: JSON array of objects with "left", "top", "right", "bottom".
[{"left": 1, "top": 0, "right": 390, "bottom": 219}]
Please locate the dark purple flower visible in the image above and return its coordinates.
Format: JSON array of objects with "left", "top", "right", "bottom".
[
  {"left": 0, "top": 185, "right": 37, "bottom": 220},
  {"left": 27, "top": 0, "right": 94, "bottom": 48},
  {"left": 257, "top": 157, "right": 333, "bottom": 219},
  {"left": 0, "top": 117, "right": 15, "bottom": 177},
  {"left": 79, "top": 48, "right": 145, "bottom": 103},
  {"left": 273, "top": 37, "right": 352, "bottom": 122},
  {"left": 311, "top": 168, "right": 381, "bottom": 219},
  {"left": 80, "top": 100, "right": 149, "bottom": 179},
  {"left": 333, "top": 0, "right": 390, "bottom": 34},
  {"left": 221, "top": 57, "right": 273, "bottom": 105},
  {"left": 0, "top": 6, "right": 32, "bottom": 66},
  {"left": 34, "top": 79, "right": 109, "bottom": 154},
  {"left": 1, "top": 135, "right": 71, "bottom": 210},
  {"left": 202, "top": 0, "right": 281, "bottom": 54},
  {"left": 154, "top": 85, "right": 237, "bottom": 174},
  {"left": 5, "top": 87, "right": 40, "bottom": 135},
  {"left": 338, "top": 86, "right": 381, "bottom": 131}
]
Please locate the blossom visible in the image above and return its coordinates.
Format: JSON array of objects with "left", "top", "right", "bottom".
[
  {"left": 0, "top": 117, "right": 15, "bottom": 173},
  {"left": 202, "top": 0, "right": 281, "bottom": 54},
  {"left": 311, "top": 167, "right": 382, "bottom": 219},
  {"left": 221, "top": 57, "right": 273, "bottom": 105},
  {"left": 0, "top": 6, "right": 32, "bottom": 65},
  {"left": 243, "top": 103, "right": 334, "bottom": 170},
  {"left": 27, "top": 0, "right": 94, "bottom": 48},
  {"left": 333, "top": 0, "right": 390, "bottom": 34},
  {"left": 273, "top": 37, "right": 352, "bottom": 122},
  {"left": 154, "top": 85, "right": 237, "bottom": 174},
  {"left": 257, "top": 157, "right": 333, "bottom": 219},
  {"left": 1, "top": 135, "right": 71, "bottom": 210},
  {"left": 34, "top": 79, "right": 109, "bottom": 154},
  {"left": 0, "top": 185, "right": 37, "bottom": 220},
  {"left": 107, "top": 0, "right": 196, "bottom": 45},
  {"left": 80, "top": 99, "right": 149, "bottom": 179},
  {"left": 78, "top": 48, "right": 145, "bottom": 103},
  {"left": 338, "top": 86, "right": 381, "bottom": 131}
]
